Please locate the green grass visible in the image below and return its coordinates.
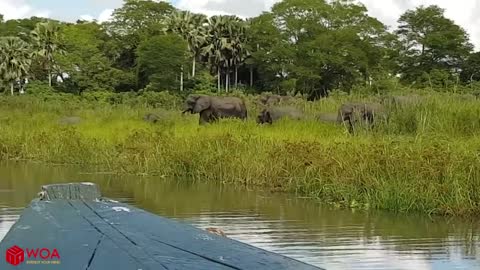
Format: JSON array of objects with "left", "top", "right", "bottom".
[{"left": 0, "top": 93, "right": 480, "bottom": 216}]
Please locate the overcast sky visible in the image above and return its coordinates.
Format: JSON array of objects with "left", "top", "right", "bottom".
[{"left": 1, "top": 0, "right": 479, "bottom": 50}]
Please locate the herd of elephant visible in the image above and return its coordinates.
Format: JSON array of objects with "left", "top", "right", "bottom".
[
  {"left": 170, "top": 94, "right": 425, "bottom": 133},
  {"left": 55, "top": 93, "right": 424, "bottom": 134}
]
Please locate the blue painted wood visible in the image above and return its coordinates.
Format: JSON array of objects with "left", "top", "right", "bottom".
[{"left": 0, "top": 183, "right": 323, "bottom": 270}]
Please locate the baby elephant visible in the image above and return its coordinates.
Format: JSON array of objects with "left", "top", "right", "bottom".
[
  {"left": 258, "top": 94, "right": 293, "bottom": 106},
  {"left": 257, "top": 106, "right": 304, "bottom": 124},
  {"left": 337, "top": 102, "right": 386, "bottom": 133}
]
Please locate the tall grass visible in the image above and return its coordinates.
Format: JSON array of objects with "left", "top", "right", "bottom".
[{"left": 0, "top": 93, "right": 480, "bottom": 216}]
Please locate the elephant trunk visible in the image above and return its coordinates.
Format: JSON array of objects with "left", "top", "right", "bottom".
[{"left": 182, "top": 108, "right": 193, "bottom": 114}]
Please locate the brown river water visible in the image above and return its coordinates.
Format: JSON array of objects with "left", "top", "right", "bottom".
[{"left": 0, "top": 161, "right": 479, "bottom": 270}]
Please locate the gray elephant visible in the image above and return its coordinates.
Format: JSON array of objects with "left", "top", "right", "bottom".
[
  {"left": 257, "top": 106, "right": 304, "bottom": 124},
  {"left": 259, "top": 94, "right": 293, "bottom": 106},
  {"left": 182, "top": 95, "right": 247, "bottom": 125},
  {"left": 337, "top": 102, "right": 386, "bottom": 133},
  {"left": 143, "top": 113, "right": 160, "bottom": 124}
]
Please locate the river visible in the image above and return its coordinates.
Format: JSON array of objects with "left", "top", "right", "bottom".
[{"left": 0, "top": 161, "right": 479, "bottom": 270}]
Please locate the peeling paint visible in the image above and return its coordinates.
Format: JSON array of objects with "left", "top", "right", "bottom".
[
  {"left": 197, "top": 234, "right": 214, "bottom": 241},
  {"left": 16, "top": 225, "right": 31, "bottom": 230},
  {"left": 112, "top": 206, "right": 131, "bottom": 212}
]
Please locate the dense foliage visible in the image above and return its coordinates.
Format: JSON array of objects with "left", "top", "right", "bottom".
[{"left": 0, "top": 0, "right": 478, "bottom": 98}]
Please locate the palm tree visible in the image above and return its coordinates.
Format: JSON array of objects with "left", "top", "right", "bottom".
[
  {"left": 189, "top": 14, "right": 208, "bottom": 78},
  {"left": 202, "top": 15, "right": 247, "bottom": 92},
  {"left": 0, "top": 37, "right": 32, "bottom": 95},
  {"left": 202, "top": 15, "right": 228, "bottom": 92},
  {"left": 30, "top": 21, "right": 64, "bottom": 87},
  {"left": 167, "top": 11, "right": 207, "bottom": 78},
  {"left": 230, "top": 20, "right": 249, "bottom": 88}
]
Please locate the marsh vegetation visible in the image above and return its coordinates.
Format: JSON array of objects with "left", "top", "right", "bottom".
[{"left": 0, "top": 91, "right": 479, "bottom": 216}]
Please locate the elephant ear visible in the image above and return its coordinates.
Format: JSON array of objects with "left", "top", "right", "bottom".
[{"left": 193, "top": 97, "right": 210, "bottom": 113}]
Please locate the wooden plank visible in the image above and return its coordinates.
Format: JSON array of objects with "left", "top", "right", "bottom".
[
  {"left": 70, "top": 201, "right": 238, "bottom": 270},
  {"left": 40, "top": 182, "right": 101, "bottom": 201},
  {"left": 0, "top": 182, "right": 323, "bottom": 270},
  {"left": 86, "top": 200, "right": 321, "bottom": 270},
  {"left": 86, "top": 237, "right": 149, "bottom": 270},
  {"left": 0, "top": 200, "right": 102, "bottom": 270}
]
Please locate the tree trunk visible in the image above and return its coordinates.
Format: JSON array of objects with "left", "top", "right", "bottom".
[
  {"left": 471, "top": 74, "right": 475, "bottom": 91},
  {"left": 217, "top": 68, "right": 221, "bottom": 92},
  {"left": 20, "top": 81, "right": 25, "bottom": 94},
  {"left": 180, "top": 66, "right": 184, "bottom": 92},
  {"left": 135, "top": 64, "right": 140, "bottom": 90},
  {"left": 192, "top": 57, "right": 196, "bottom": 78},
  {"left": 48, "top": 71, "right": 52, "bottom": 87},
  {"left": 250, "top": 67, "right": 253, "bottom": 87},
  {"left": 10, "top": 82, "right": 14, "bottom": 96},
  {"left": 235, "top": 66, "right": 238, "bottom": 89},
  {"left": 226, "top": 68, "right": 230, "bottom": 93}
]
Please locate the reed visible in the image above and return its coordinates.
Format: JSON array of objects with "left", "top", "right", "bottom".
[{"left": 0, "top": 93, "right": 479, "bottom": 216}]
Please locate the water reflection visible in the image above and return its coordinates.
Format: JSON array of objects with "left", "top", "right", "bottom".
[{"left": 0, "top": 161, "right": 479, "bottom": 269}]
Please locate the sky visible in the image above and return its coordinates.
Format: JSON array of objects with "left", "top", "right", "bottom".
[{"left": 1, "top": 0, "right": 479, "bottom": 50}]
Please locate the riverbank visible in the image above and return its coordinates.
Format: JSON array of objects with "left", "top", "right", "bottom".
[{"left": 0, "top": 93, "right": 479, "bottom": 216}]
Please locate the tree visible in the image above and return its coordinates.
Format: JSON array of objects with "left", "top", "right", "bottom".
[
  {"left": 0, "top": 37, "right": 32, "bottom": 95},
  {"left": 30, "top": 21, "right": 65, "bottom": 87},
  {"left": 104, "top": 0, "right": 175, "bottom": 86},
  {"left": 230, "top": 18, "right": 249, "bottom": 89},
  {"left": 460, "top": 52, "right": 480, "bottom": 84},
  {"left": 166, "top": 11, "right": 208, "bottom": 78},
  {"left": 0, "top": 17, "right": 51, "bottom": 38},
  {"left": 137, "top": 34, "right": 189, "bottom": 91},
  {"left": 395, "top": 5, "right": 473, "bottom": 86},
  {"left": 202, "top": 15, "right": 247, "bottom": 92},
  {"left": 246, "top": 13, "right": 290, "bottom": 91},
  {"left": 56, "top": 22, "right": 129, "bottom": 94},
  {"left": 106, "top": 0, "right": 174, "bottom": 39},
  {"left": 248, "top": 0, "right": 389, "bottom": 98}
]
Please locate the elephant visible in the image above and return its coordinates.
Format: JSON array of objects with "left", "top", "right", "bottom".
[
  {"left": 58, "top": 116, "right": 82, "bottom": 126},
  {"left": 259, "top": 94, "right": 293, "bottom": 106},
  {"left": 143, "top": 113, "right": 160, "bottom": 124},
  {"left": 182, "top": 95, "right": 248, "bottom": 125},
  {"left": 257, "top": 106, "right": 304, "bottom": 124},
  {"left": 337, "top": 102, "right": 386, "bottom": 133}
]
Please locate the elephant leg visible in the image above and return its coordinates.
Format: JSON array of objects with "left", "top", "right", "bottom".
[
  {"left": 209, "top": 111, "right": 219, "bottom": 123},
  {"left": 199, "top": 111, "right": 210, "bottom": 125},
  {"left": 347, "top": 118, "right": 355, "bottom": 134},
  {"left": 200, "top": 109, "right": 219, "bottom": 125},
  {"left": 242, "top": 109, "right": 248, "bottom": 120},
  {"left": 210, "top": 115, "right": 218, "bottom": 123}
]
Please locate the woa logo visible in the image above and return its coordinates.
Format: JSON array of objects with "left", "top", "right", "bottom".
[
  {"left": 6, "top": 245, "right": 24, "bottom": 266},
  {"left": 5, "top": 245, "right": 61, "bottom": 266}
]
